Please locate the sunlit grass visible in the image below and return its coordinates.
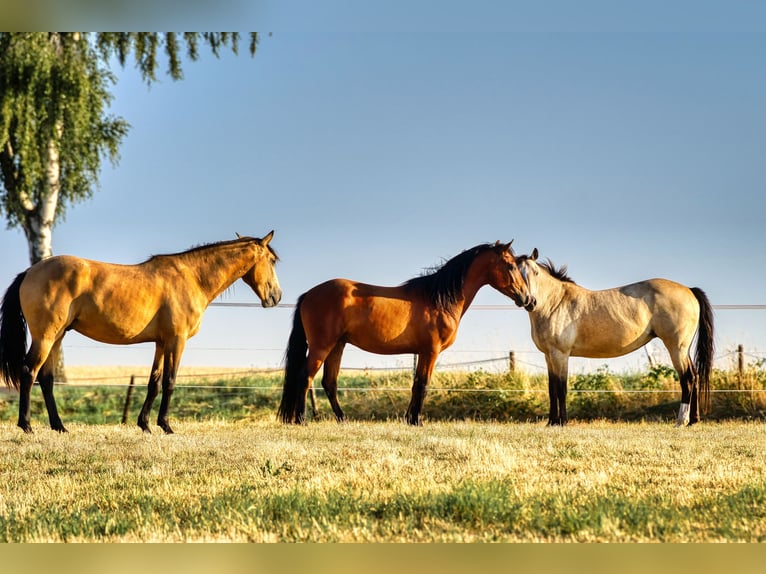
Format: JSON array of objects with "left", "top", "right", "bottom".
[{"left": 1, "top": 420, "right": 763, "bottom": 542}]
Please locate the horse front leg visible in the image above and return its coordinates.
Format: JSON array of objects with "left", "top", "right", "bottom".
[
  {"left": 545, "top": 352, "right": 569, "bottom": 426},
  {"left": 157, "top": 339, "right": 186, "bottom": 434},
  {"left": 138, "top": 346, "right": 164, "bottom": 433},
  {"left": 406, "top": 352, "right": 437, "bottom": 426}
]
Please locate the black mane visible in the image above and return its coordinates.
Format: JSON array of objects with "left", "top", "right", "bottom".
[
  {"left": 403, "top": 243, "right": 497, "bottom": 311},
  {"left": 539, "top": 258, "right": 575, "bottom": 284}
]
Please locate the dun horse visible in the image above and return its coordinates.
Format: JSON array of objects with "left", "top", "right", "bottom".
[
  {"left": 278, "top": 241, "right": 533, "bottom": 425},
  {"left": 516, "top": 249, "right": 714, "bottom": 426},
  {"left": 0, "top": 232, "right": 281, "bottom": 434}
]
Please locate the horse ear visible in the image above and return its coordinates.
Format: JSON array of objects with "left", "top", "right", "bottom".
[
  {"left": 531, "top": 248, "right": 539, "bottom": 261},
  {"left": 261, "top": 230, "right": 275, "bottom": 246},
  {"left": 235, "top": 232, "right": 243, "bottom": 239}
]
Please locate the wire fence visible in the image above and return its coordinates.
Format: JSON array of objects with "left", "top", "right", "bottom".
[{"left": 31, "top": 302, "right": 766, "bottom": 397}]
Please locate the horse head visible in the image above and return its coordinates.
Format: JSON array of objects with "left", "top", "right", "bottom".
[
  {"left": 486, "top": 240, "right": 536, "bottom": 310},
  {"left": 241, "top": 230, "right": 282, "bottom": 307},
  {"left": 516, "top": 248, "right": 540, "bottom": 312}
]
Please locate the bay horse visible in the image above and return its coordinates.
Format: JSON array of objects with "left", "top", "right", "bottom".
[
  {"left": 0, "top": 232, "right": 281, "bottom": 434},
  {"left": 278, "top": 241, "right": 533, "bottom": 425},
  {"left": 516, "top": 248, "right": 714, "bottom": 426}
]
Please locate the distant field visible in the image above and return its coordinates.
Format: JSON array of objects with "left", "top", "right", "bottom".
[
  {"left": 0, "top": 419, "right": 763, "bottom": 542},
  {"left": 64, "top": 365, "right": 265, "bottom": 385}
]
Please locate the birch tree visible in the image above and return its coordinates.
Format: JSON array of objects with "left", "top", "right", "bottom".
[
  {"left": 0, "top": 32, "right": 258, "bottom": 376},
  {"left": 1, "top": 32, "right": 257, "bottom": 264}
]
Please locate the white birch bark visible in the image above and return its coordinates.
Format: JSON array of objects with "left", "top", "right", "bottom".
[{"left": 22, "top": 122, "right": 61, "bottom": 265}]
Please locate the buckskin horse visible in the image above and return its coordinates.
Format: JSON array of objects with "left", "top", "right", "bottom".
[
  {"left": 278, "top": 241, "right": 533, "bottom": 425},
  {"left": 0, "top": 232, "right": 281, "bottom": 434},
  {"left": 516, "top": 248, "right": 714, "bottom": 426}
]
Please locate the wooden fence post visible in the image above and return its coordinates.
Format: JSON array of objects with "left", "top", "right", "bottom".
[
  {"left": 509, "top": 351, "right": 516, "bottom": 373},
  {"left": 121, "top": 375, "right": 135, "bottom": 425},
  {"left": 737, "top": 344, "right": 745, "bottom": 387}
]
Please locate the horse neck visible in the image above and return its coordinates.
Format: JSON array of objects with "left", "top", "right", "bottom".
[
  {"left": 177, "top": 241, "right": 254, "bottom": 302},
  {"left": 454, "top": 255, "right": 493, "bottom": 316},
  {"left": 532, "top": 268, "right": 569, "bottom": 315}
]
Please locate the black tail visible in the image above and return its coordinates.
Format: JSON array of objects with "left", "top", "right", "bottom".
[
  {"left": 0, "top": 272, "right": 28, "bottom": 390},
  {"left": 278, "top": 295, "right": 308, "bottom": 423},
  {"left": 691, "top": 287, "right": 714, "bottom": 413}
]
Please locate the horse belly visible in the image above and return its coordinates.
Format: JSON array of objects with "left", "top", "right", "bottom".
[
  {"left": 346, "top": 311, "right": 419, "bottom": 354},
  {"left": 344, "top": 298, "right": 427, "bottom": 355},
  {"left": 71, "top": 302, "right": 160, "bottom": 345},
  {"left": 570, "top": 324, "right": 653, "bottom": 358}
]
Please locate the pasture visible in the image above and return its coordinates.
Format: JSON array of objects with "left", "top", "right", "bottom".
[
  {"left": 0, "top": 416, "right": 764, "bottom": 542},
  {"left": 1, "top": 366, "right": 765, "bottom": 542}
]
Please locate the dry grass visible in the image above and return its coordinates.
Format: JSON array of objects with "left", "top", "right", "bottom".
[
  {"left": 1, "top": 419, "right": 764, "bottom": 542},
  {"left": 64, "top": 365, "right": 271, "bottom": 385}
]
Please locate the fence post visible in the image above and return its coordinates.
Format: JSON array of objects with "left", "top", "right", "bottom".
[
  {"left": 737, "top": 344, "right": 745, "bottom": 387},
  {"left": 121, "top": 375, "right": 135, "bottom": 425},
  {"left": 509, "top": 351, "right": 516, "bottom": 373}
]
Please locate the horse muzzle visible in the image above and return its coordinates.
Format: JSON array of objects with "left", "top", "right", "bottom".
[
  {"left": 515, "top": 294, "right": 536, "bottom": 311},
  {"left": 511, "top": 293, "right": 535, "bottom": 311},
  {"left": 261, "top": 288, "right": 282, "bottom": 308}
]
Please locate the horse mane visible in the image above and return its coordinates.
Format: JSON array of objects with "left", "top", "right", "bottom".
[
  {"left": 145, "top": 236, "right": 279, "bottom": 263},
  {"left": 539, "top": 258, "right": 575, "bottom": 284},
  {"left": 403, "top": 243, "right": 497, "bottom": 311}
]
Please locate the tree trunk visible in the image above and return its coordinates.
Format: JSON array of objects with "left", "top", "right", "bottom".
[{"left": 21, "top": 124, "right": 67, "bottom": 381}]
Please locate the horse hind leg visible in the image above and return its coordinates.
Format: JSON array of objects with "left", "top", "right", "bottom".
[
  {"left": 321, "top": 341, "right": 346, "bottom": 422},
  {"left": 296, "top": 348, "right": 331, "bottom": 424},
  {"left": 667, "top": 344, "right": 696, "bottom": 427},
  {"left": 17, "top": 337, "right": 57, "bottom": 433},
  {"left": 37, "top": 339, "right": 67, "bottom": 432}
]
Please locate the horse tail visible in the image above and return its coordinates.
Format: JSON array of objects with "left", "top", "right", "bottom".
[
  {"left": 0, "top": 271, "right": 28, "bottom": 390},
  {"left": 691, "top": 287, "right": 714, "bottom": 414},
  {"left": 278, "top": 294, "right": 308, "bottom": 423}
]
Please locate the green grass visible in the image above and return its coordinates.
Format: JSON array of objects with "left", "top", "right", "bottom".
[
  {"left": 0, "top": 419, "right": 764, "bottom": 542},
  {"left": 1, "top": 365, "right": 765, "bottom": 430}
]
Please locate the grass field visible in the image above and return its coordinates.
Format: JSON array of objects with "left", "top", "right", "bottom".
[
  {"left": 0, "top": 418, "right": 764, "bottom": 542},
  {"left": 1, "top": 366, "right": 764, "bottom": 542}
]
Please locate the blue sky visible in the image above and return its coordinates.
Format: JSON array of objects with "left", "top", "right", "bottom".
[{"left": 2, "top": 9, "right": 765, "bottom": 373}]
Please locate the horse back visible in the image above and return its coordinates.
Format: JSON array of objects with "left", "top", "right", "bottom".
[
  {"left": 20, "top": 255, "right": 192, "bottom": 344},
  {"left": 536, "top": 278, "right": 700, "bottom": 358}
]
